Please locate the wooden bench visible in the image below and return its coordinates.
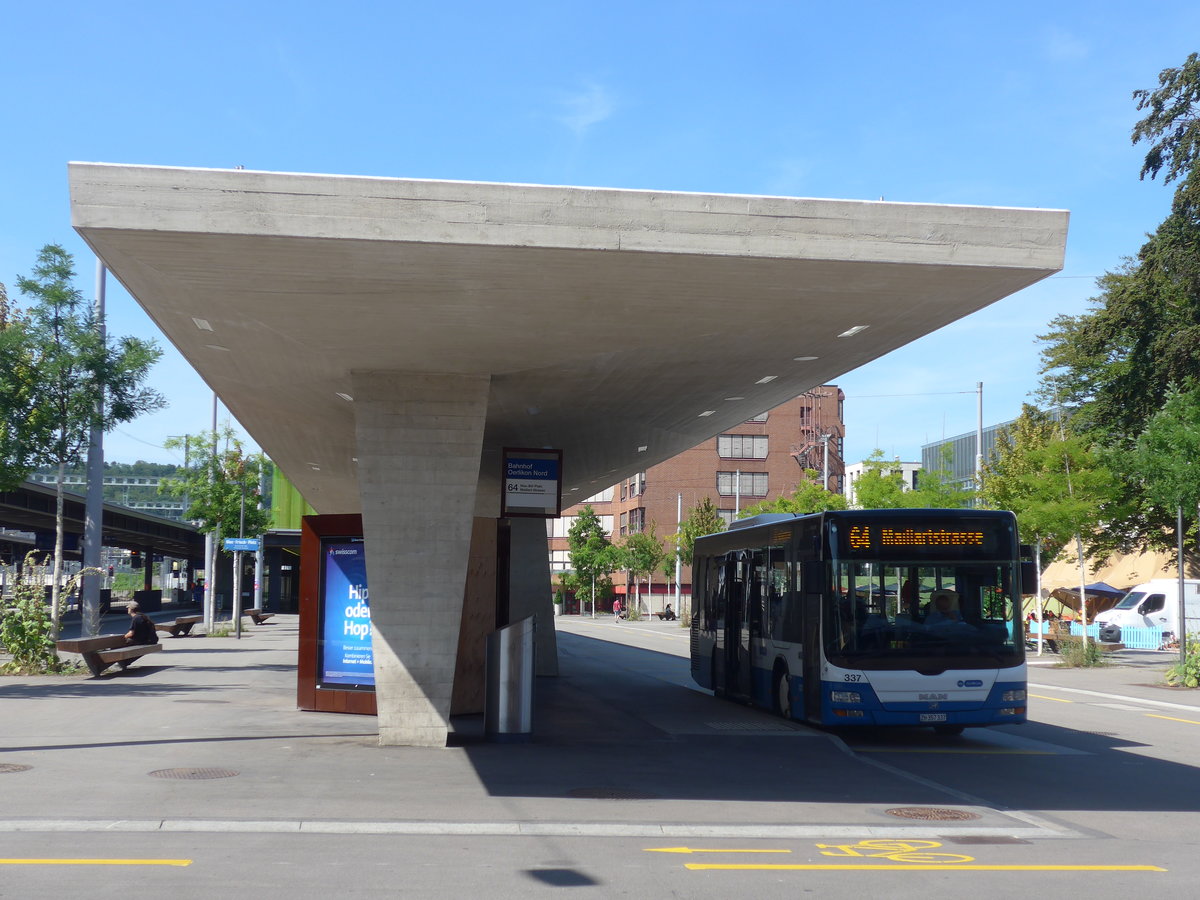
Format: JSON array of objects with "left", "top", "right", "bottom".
[
  {"left": 55, "top": 634, "right": 162, "bottom": 677},
  {"left": 243, "top": 608, "right": 275, "bottom": 625},
  {"left": 155, "top": 615, "right": 204, "bottom": 637}
]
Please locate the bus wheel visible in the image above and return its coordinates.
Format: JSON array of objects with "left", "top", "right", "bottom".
[
  {"left": 933, "top": 724, "right": 964, "bottom": 736},
  {"left": 774, "top": 668, "right": 791, "bottom": 720}
]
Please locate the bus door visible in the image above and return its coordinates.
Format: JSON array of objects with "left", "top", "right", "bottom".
[
  {"left": 723, "top": 554, "right": 753, "bottom": 700},
  {"left": 801, "top": 561, "right": 824, "bottom": 723}
]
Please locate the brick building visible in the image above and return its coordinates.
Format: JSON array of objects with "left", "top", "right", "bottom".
[{"left": 548, "top": 387, "right": 845, "bottom": 610}]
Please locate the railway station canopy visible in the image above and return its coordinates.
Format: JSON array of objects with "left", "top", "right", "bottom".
[{"left": 69, "top": 163, "right": 1069, "bottom": 745}]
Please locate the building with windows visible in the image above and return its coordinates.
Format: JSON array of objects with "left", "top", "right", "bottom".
[
  {"left": 549, "top": 389, "right": 845, "bottom": 607},
  {"left": 843, "top": 459, "right": 921, "bottom": 506},
  {"left": 920, "top": 420, "right": 1014, "bottom": 493}
]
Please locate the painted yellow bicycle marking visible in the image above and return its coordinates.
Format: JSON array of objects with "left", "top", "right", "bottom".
[
  {"left": 0, "top": 859, "right": 192, "bottom": 867},
  {"left": 686, "top": 863, "right": 1166, "bottom": 871},
  {"left": 667, "top": 841, "right": 1165, "bottom": 872},
  {"left": 817, "top": 839, "right": 973, "bottom": 863}
]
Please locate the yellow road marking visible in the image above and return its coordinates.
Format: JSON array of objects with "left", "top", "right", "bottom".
[
  {"left": 685, "top": 863, "right": 1165, "bottom": 871},
  {"left": 0, "top": 859, "right": 192, "bottom": 867},
  {"left": 1146, "top": 713, "right": 1200, "bottom": 725},
  {"left": 645, "top": 847, "right": 791, "bottom": 854},
  {"left": 1030, "top": 693, "right": 1072, "bottom": 703}
]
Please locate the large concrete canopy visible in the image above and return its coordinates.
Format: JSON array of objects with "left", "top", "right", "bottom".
[
  {"left": 69, "top": 164, "right": 1067, "bottom": 512},
  {"left": 69, "top": 163, "right": 1068, "bottom": 746}
]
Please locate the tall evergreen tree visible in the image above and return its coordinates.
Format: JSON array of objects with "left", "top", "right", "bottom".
[{"left": 1036, "top": 54, "right": 1200, "bottom": 551}]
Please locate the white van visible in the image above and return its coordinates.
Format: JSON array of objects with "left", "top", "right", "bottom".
[{"left": 1094, "top": 579, "right": 1200, "bottom": 645}]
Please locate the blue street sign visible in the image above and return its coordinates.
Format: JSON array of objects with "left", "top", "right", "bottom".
[{"left": 223, "top": 537, "right": 262, "bottom": 552}]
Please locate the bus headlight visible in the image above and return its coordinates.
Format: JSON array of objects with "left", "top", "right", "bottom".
[
  {"left": 831, "top": 691, "right": 862, "bottom": 704},
  {"left": 998, "top": 707, "right": 1025, "bottom": 716},
  {"left": 1002, "top": 690, "right": 1026, "bottom": 702}
]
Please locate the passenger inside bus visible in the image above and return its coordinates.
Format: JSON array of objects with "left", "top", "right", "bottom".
[{"left": 924, "top": 589, "right": 964, "bottom": 627}]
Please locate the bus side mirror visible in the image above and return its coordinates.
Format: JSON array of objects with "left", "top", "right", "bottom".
[
  {"left": 803, "top": 560, "right": 825, "bottom": 595},
  {"left": 1020, "top": 561, "right": 1038, "bottom": 596}
]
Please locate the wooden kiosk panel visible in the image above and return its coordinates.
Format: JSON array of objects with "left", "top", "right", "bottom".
[{"left": 297, "top": 514, "right": 377, "bottom": 715}]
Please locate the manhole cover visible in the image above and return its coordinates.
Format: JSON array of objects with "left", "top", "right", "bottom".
[
  {"left": 885, "top": 807, "right": 981, "bottom": 821},
  {"left": 0, "top": 763, "right": 32, "bottom": 774},
  {"left": 149, "top": 767, "right": 239, "bottom": 780},
  {"left": 566, "top": 787, "right": 659, "bottom": 800}
]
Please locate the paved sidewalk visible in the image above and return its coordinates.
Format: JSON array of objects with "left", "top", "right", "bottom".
[{"left": 2, "top": 613, "right": 1193, "bottom": 840}]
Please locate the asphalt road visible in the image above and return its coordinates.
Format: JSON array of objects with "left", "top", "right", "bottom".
[{"left": 2, "top": 613, "right": 1198, "bottom": 898}]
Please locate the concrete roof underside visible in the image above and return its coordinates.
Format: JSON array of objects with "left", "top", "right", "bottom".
[{"left": 69, "top": 164, "right": 1068, "bottom": 514}]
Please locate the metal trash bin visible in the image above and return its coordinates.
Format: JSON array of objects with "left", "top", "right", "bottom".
[{"left": 485, "top": 615, "right": 536, "bottom": 742}]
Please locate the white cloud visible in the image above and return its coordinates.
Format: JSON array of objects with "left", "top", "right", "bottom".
[{"left": 556, "top": 82, "right": 615, "bottom": 136}]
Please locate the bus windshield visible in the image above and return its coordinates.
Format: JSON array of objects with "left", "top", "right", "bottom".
[{"left": 826, "top": 559, "right": 1022, "bottom": 669}]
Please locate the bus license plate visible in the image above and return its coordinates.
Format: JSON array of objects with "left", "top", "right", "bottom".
[{"left": 920, "top": 713, "right": 948, "bottom": 723}]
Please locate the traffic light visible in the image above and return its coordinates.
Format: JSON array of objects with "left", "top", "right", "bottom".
[
  {"left": 130, "top": 551, "right": 142, "bottom": 569},
  {"left": 107, "top": 565, "right": 114, "bottom": 577}
]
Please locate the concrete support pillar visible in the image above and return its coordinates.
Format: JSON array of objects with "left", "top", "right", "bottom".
[
  {"left": 352, "top": 370, "right": 490, "bottom": 747},
  {"left": 508, "top": 516, "right": 559, "bottom": 676}
]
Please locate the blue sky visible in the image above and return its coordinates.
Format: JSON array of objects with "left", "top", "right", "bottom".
[{"left": 2, "top": 2, "right": 1197, "bottom": 468}]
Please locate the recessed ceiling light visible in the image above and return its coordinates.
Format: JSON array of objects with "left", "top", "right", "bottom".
[
  {"left": 793, "top": 355, "right": 819, "bottom": 361},
  {"left": 637, "top": 445, "right": 648, "bottom": 452},
  {"left": 699, "top": 410, "right": 716, "bottom": 417},
  {"left": 205, "top": 344, "right": 231, "bottom": 352},
  {"left": 725, "top": 396, "right": 745, "bottom": 401},
  {"left": 756, "top": 376, "right": 777, "bottom": 384},
  {"left": 838, "top": 325, "right": 870, "bottom": 338},
  {"left": 336, "top": 392, "right": 354, "bottom": 402},
  {"left": 309, "top": 465, "right": 321, "bottom": 472},
  {"left": 191, "top": 317, "right": 213, "bottom": 331}
]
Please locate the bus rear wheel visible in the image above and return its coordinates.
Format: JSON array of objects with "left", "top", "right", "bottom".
[{"left": 773, "top": 668, "right": 791, "bottom": 719}]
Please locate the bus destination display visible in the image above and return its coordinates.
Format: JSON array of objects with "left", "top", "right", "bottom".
[{"left": 839, "top": 518, "right": 1009, "bottom": 559}]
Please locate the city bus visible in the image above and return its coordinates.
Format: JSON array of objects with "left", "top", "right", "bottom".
[{"left": 690, "top": 509, "right": 1026, "bottom": 734}]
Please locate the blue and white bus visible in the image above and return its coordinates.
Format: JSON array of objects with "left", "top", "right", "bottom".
[{"left": 690, "top": 509, "right": 1027, "bottom": 734}]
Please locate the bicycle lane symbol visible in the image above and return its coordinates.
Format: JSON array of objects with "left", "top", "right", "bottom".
[{"left": 815, "top": 840, "right": 975, "bottom": 864}]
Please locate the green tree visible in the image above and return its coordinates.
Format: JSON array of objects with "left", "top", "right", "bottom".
[
  {"left": 160, "top": 426, "right": 272, "bottom": 545},
  {"left": 983, "top": 418, "right": 1119, "bottom": 641},
  {"left": 13, "top": 245, "right": 164, "bottom": 634},
  {"left": 739, "top": 470, "right": 847, "bottom": 516},
  {"left": 980, "top": 405, "right": 1070, "bottom": 565},
  {"left": 672, "top": 497, "right": 725, "bottom": 569},
  {"left": 620, "top": 525, "right": 667, "bottom": 613},
  {"left": 565, "top": 505, "right": 623, "bottom": 613},
  {"left": 1124, "top": 384, "right": 1200, "bottom": 653},
  {"left": 849, "top": 451, "right": 910, "bottom": 509},
  {"left": 1036, "top": 54, "right": 1200, "bottom": 551},
  {"left": 0, "top": 281, "right": 42, "bottom": 489},
  {"left": 1133, "top": 52, "right": 1200, "bottom": 217},
  {"left": 907, "top": 445, "right": 975, "bottom": 509}
]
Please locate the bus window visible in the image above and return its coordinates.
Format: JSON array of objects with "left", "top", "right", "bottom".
[{"left": 767, "top": 545, "right": 788, "bottom": 641}]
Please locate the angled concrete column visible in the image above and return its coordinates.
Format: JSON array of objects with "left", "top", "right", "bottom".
[
  {"left": 352, "top": 371, "right": 490, "bottom": 747},
  {"left": 508, "top": 516, "right": 559, "bottom": 676}
]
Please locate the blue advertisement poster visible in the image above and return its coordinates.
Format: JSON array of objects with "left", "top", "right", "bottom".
[{"left": 319, "top": 539, "right": 375, "bottom": 689}]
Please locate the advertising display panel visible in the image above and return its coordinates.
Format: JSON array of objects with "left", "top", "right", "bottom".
[{"left": 317, "top": 537, "right": 375, "bottom": 691}]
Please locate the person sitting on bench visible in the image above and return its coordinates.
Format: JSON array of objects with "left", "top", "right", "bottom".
[{"left": 124, "top": 602, "right": 160, "bottom": 646}]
